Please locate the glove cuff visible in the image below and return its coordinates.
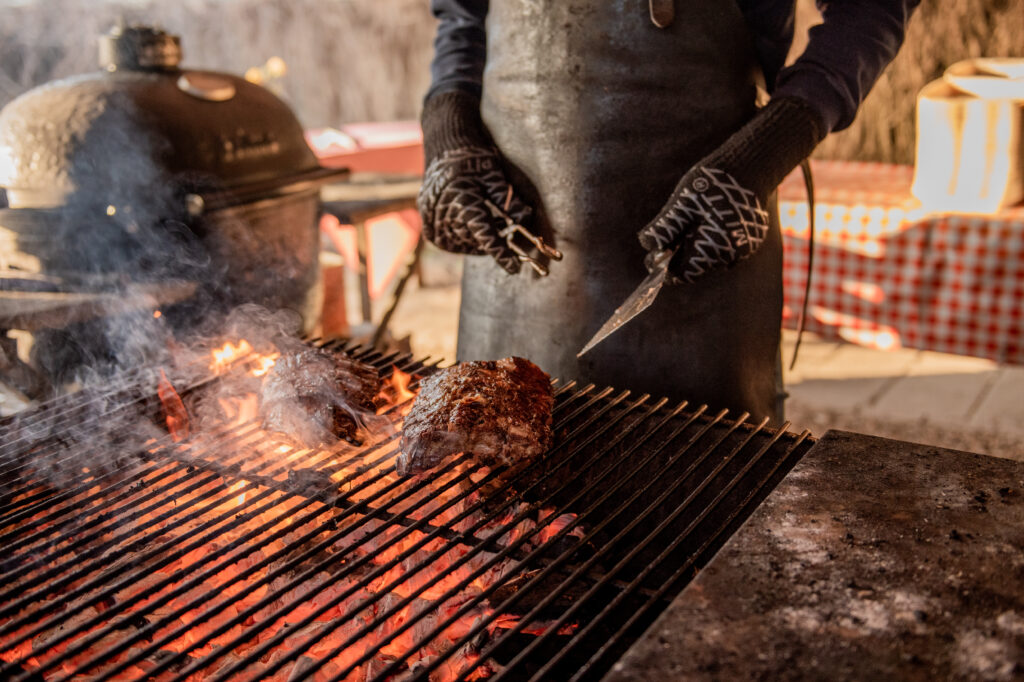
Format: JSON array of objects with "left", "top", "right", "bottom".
[
  {"left": 421, "top": 90, "right": 492, "bottom": 163},
  {"left": 699, "top": 96, "right": 826, "bottom": 200}
]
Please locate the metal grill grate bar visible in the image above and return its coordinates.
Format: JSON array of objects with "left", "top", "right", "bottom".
[
  {"left": 66, "top": 383, "right": 598, "bottom": 681},
  {"left": 565, "top": 426, "right": 811, "bottom": 681},
  {"left": 381, "top": 400, "right": 717, "bottom": 682},
  {"left": 0, "top": 350, "right": 429, "bottom": 672},
  {"left": 1, "top": 340, "right": 815, "bottom": 682},
  {"left": 489, "top": 416, "right": 775, "bottom": 681},
  {"left": 192, "top": 387, "right": 640, "bottom": 682}
]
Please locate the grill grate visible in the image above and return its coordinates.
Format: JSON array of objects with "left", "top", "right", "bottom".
[{"left": 0, "top": 341, "right": 813, "bottom": 681}]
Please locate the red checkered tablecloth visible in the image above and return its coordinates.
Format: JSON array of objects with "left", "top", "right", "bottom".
[{"left": 780, "top": 160, "right": 1024, "bottom": 364}]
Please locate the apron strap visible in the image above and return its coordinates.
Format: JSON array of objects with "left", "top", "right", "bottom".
[{"left": 788, "top": 158, "right": 816, "bottom": 371}]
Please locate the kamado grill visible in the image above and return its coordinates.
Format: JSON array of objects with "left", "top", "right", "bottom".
[
  {"left": 0, "top": 24, "right": 345, "bottom": 387},
  {"left": 0, "top": 338, "right": 814, "bottom": 681}
]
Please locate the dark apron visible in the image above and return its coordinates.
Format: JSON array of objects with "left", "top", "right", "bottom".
[{"left": 457, "top": 0, "right": 784, "bottom": 423}]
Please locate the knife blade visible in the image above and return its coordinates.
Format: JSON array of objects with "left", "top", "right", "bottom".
[{"left": 577, "top": 247, "right": 677, "bottom": 358}]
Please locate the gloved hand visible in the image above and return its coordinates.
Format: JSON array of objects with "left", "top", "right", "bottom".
[
  {"left": 638, "top": 96, "right": 826, "bottom": 284},
  {"left": 417, "top": 90, "right": 532, "bottom": 274}
]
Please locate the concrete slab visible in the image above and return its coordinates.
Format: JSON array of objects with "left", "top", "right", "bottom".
[
  {"left": 785, "top": 343, "right": 918, "bottom": 413},
  {"left": 868, "top": 350, "right": 999, "bottom": 425},
  {"left": 604, "top": 431, "right": 1024, "bottom": 682},
  {"left": 387, "top": 281, "right": 460, "bottom": 362},
  {"left": 969, "top": 366, "right": 1024, "bottom": 438},
  {"left": 780, "top": 331, "right": 843, "bottom": 385}
]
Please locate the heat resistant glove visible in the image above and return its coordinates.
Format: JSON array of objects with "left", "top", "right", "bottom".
[
  {"left": 417, "top": 90, "right": 531, "bottom": 274},
  {"left": 638, "top": 96, "right": 826, "bottom": 284}
]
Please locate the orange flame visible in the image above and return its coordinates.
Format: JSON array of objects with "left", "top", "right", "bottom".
[
  {"left": 252, "top": 353, "right": 279, "bottom": 377},
  {"left": 391, "top": 367, "right": 416, "bottom": 402},
  {"left": 157, "top": 369, "right": 190, "bottom": 442},
  {"left": 536, "top": 509, "right": 586, "bottom": 545},
  {"left": 376, "top": 366, "right": 419, "bottom": 414},
  {"left": 210, "top": 340, "right": 254, "bottom": 374},
  {"left": 210, "top": 339, "right": 279, "bottom": 378}
]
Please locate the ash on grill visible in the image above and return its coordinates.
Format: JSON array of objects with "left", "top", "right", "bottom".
[{"left": 0, "top": 338, "right": 813, "bottom": 681}]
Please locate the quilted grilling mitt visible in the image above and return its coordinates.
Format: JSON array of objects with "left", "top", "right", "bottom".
[
  {"left": 638, "top": 96, "right": 826, "bottom": 284},
  {"left": 417, "top": 90, "right": 532, "bottom": 274}
]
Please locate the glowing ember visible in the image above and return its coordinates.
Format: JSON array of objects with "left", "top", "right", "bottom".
[
  {"left": 537, "top": 508, "right": 586, "bottom": 544},
  {"left": 157, "top": 368, "right": 190, "bottom": 442}
]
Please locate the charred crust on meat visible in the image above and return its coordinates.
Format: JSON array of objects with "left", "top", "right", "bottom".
[{"left": 398, "top": 357, "right": 553, "bottom": 477}]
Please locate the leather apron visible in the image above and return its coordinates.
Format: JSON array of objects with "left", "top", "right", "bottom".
[{"left": 457, "top": 0, "right": 784, "bottom": 423}]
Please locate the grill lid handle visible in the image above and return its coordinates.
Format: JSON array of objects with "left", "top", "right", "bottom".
[{"left": 99, "top": 23, "right": 182, "bottom": 72}]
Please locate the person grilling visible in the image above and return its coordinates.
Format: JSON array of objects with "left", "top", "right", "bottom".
[{"left": 417, "top": 0, "right": 920, "bottom": 424}]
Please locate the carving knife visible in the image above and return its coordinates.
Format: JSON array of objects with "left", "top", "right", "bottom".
[{"left": 577, "top": 246, "right": 678, "bottom": 357}]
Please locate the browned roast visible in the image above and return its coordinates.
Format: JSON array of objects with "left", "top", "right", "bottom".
[
  {"left": 259, "top": 348, "right": 383, "bottom": 448},
  {"left": 397, "top": 357, "right": 553, "bottom": 476}
]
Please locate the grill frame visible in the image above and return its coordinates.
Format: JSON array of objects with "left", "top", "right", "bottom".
[{"left": 0, "top": 340, "right": 813, "bottom": 681}]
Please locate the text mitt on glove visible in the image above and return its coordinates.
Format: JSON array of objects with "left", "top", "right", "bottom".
[
  {"left": 638, "top": 96, "right": 826, "bottom": 284},
  {"left": 417, "top": 90, "right": 532, "bottom": 275}
]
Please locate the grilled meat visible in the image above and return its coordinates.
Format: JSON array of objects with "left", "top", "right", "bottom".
[
  {"left": 259, "top": 348, "right": 382, "bottom": 448},
  {"left": 398, "top": 357, "right": 553, "bottom": 476}
]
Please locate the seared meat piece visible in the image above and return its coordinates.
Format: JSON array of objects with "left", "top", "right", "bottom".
[
  {"left": 259, "top": 348, "right": 382, "bottom": 448},
  {"left": 398, "top": 357, "right": 553, "bottom": 476}
]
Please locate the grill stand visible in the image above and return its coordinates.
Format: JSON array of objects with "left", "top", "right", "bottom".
[{"left": 603, "top": 429, "right": 1024, "bottom": 681}]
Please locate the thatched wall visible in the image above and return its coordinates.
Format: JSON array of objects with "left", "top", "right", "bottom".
[
  {"left": 807, "top": 0, "right": 1024, "bottom": 164},
  {"left": 1, "top": 0, "right": 1021, "bottom": 165}
]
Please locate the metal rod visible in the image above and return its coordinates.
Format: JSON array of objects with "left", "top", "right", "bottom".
[
  {"left": 1, "top": 352, "right": 426, "bottom": 556},
  {"left": 0, "top": 480, "right": 285, "bottom": 669},
  {"left": 0, "top": 341, "right": 400, "bottom": 477},
  {"left": 122, "top": 452, "right": 486, "bottom": 682},
  {"left": 2, "top": 393, "right": 422, "bottom": 673},
  {"left": 40, "top": 444, "right": 467, "bottom": 682},
  {"left": 189, "top": 386, "right": 631, "bottom": 682},
  {"left": 0, "top": 368, "right": 160, "bottom": 461},
  {"left": 74, "top": 459, "right": 494, "bottom": 682},
  {"left": 37, "top": 430, "right": 428, "bottom": 679},
  {"left": 513, "top": 417, "right": 775, "bottom": 681},
  {"left": 375, "top": 403, "right": 720, "bottom": 682},
  {"left": 316, "top": 395, "right": 678, "bottom": 682},
  {"left": 0, "top": 417, "right": 314, "bottom": 621},
  {"left": 0, "top": 423, "right": 257, "bottom": 556},
  {"left": 40, "top": 362, "right": 455, "bottom": 679},
  {"left": 0, "top": 424, "right": 266, "bottom": 602},
  {"left": 568, "top": 428, "right": 812, "bottom": 681}
]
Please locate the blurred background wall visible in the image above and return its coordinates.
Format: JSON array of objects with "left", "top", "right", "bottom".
[
  {"left": 0, "top": 0, "right": 1021, "bottom": 165},
  {"left": 0, "top": 0, "right": 437, "bottom": 127}
]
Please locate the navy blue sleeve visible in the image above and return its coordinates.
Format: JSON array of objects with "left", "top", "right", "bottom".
[
  {"left": 427, "top": 0, "right": 489, "bottom": 100},
  {"left": 775, "top": 0, "right": 920, "bottom": 133}
]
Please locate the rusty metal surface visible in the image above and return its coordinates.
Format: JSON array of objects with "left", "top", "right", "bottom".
[{"left": 603, "top": 429, "right": 1024, "bottom": 681}]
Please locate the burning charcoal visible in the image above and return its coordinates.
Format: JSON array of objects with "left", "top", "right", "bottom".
[
  {"left": 398, "top": 357, "right": 553, "bottom": 477},
  {"left": 488, "top": 565, "right": 590, "bottom": 617},
  {"left": 259, "top": 348, "right": 383, "bottom": 449},
  {"left": 286, "top": 468, "right": 338, "bottom": 500}
]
